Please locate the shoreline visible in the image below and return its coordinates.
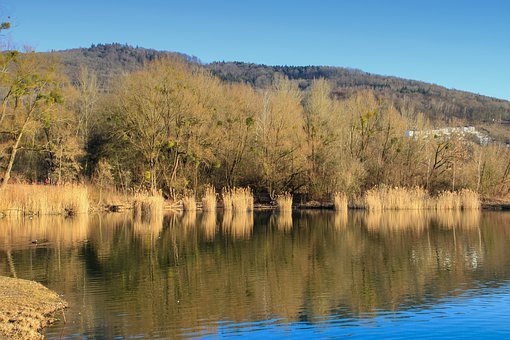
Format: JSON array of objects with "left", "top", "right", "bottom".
[
  {"left": 0, "top": 276, "right": 67, "bottom": 339},
  {"left": 2, "top": 201, "right": 510, "bottom": 217}
]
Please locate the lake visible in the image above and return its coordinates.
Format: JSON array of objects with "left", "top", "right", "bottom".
[{"left": 1, "top": 210, "right": 510, "bottom": 338}]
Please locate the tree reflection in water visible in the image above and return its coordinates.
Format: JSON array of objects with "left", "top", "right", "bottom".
[{"left": 0, "top": 210, "right": 509, "bottom": 338}]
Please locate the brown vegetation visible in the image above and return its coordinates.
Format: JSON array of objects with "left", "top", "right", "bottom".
[
  {"left": 333, "top": 192, "right": 348, "bottom": 211},
  {"left": 182, "top": 191, "right": 197, "bottom": 212},
  {"left": 221, "top": 188, "right": 232, "bottom": 211},
  {"left": 360, "top": 187, "right": 480, "bottom": 211},
  {"left": 201, "top": 186, "right": 217, "bottom": 212},
  {"left": 459, "top": 189, "right": 481, "bottom": 210},
  {"left": 132, "top": 192, "right": 164, "bottom": 219},
  {"left": 0, "top": 184, "right": 89, "bottom": 216},
  {"left": 222, "top": 187, "right": 254, "bottom": 212},
  {"left": 363, "top": 187, "right": 429, "bottom": 211},
  {"left": 275, "top": 192, "right": 292, "bottom": 212}
]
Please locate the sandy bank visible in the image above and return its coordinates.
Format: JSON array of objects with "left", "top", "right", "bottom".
[{"left": 0, "top": 276, "right": 67, "bottom": 339}]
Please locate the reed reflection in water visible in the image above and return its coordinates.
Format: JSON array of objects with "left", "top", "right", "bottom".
[
  {"left": 0, "top": 210, "right": 509, "bottom": 338},
  {"left": 200, "top": 211, "right": 218, "bottom": 241},
  {"left": 271, "top": 210, "right": 293, "bottom": 232},
  {"left": 0, "top": 215, "right": 89, "bottom": 252},
  {"left": 222, "top": 211, "right": 254, "bottom": 239}
]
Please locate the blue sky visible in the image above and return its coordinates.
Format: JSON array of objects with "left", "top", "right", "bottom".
[{"left": 2, "top": 0, "right": 509, "bottom": 100}]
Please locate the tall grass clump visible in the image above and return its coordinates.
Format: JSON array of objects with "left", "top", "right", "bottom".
[
  {"left": 0, "top": 184, "right": 89, "bottom": 216},
  {"left": 273, "top": 192, "right": 293, "bottom": 232},
  {"left": 276, "top": 192, "right": 292, "bottom": 212},
  {"left": 133, "top": 192, "right": 164, "bottom": 219},
  {"left": 364, "top": 189, "right": 383, "bottom": 211},
  {"left": 459, "top": 189, "right": 481, "bottom": 210},
  {"left": 333, "top": 192, "right": 348, "bottom": 211},
  {"left": 182, "top": 191, "right": 197, "bottom": 211},
  {"left": 222, "top": 188, "right": 233, "bottom": 212},
  {"left": 433, "top": 191, "right": 462, "bottom": 210},
  {"left": 363, "top": 186, "right": 429, "bottom": 210},
  {"left": 202, "top": 185, "right": 217, "bottom": 211},
  {"left": 222, "top": 187, "right": 253, "bottom": 212},
  {"left": 232, "top": 187, "right": 254, "bottom": 212}
]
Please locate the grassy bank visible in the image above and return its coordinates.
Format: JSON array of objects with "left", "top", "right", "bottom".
[{"left": 0, "top": 276, "right": 67, "bottom": 339}]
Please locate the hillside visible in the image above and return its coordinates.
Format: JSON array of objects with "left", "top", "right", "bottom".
[
  {"left": 48, "top": 44, "right": 510, "bottom": 123},
  {"left": 49, "top": 43, "right": 195, "bottom": 87}
]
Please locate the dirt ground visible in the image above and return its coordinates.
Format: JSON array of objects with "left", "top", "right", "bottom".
[{"left": 0, "top": 276, "right": 67, "bottom": 339}]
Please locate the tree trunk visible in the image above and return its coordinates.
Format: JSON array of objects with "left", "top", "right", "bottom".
[{"left": 0, "top": 129, "right": 24, "bottom": 190}]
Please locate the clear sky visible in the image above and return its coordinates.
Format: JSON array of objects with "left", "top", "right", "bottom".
[{"left": 2, "top": 0, "right": 509, "bottom": 100}]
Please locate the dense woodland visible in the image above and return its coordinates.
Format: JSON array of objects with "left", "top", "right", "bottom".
[{"left": 1, "top": 41, "right": 510, "bottom": 201}]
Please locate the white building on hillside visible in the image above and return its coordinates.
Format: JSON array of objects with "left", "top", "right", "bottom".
[{"left": 405, "top": 126, "right": 491, "bottom": 145}]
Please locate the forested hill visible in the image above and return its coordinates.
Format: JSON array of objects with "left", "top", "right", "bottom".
[
  {"left": 49, "top": 43, "right": 196, "bottom": 87},
  {"left": 208, "top": 62, "right": 510, "bottom": 123},
  {"left": 49, "top": 44, "right": 510, "bottom": 123}
]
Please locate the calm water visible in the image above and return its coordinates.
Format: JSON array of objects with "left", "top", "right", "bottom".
[{"left": 1, "top": 210, "right": 510, "bottom": 338}]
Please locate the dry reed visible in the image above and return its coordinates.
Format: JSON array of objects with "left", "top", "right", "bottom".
[
  {"left": 0, "top": 184, "right": 89, "bottom": 216},
  {"left": 434, "top": 191, "right": 462, "bottom": 210},
  {"left": 459, "top": 189, "right": 481, "bottom": 210},
  {"left": 202, "top": 186, "right": 217, "bottom": 212},
  {"left": 222, "top": 188, "right": 233, "bottom": 212},
  {"left": 182, "top": 191, "right": 197, "bottom": 212},
  {"left": 361, "top": 186, "right": 480, "bottom": 211},
  {"left": 87, "top": 185, "right": 134, "bottom": 210},
  {"left": 276, "top": 192, "right": 293, "bottom": 212},
  {"left": 222, "top": 187, "right": 253, "bottom": 212},
  {"left": 133, "top": 192, "right": 164, "bottom": 219},
  {"left": 364, "top": 187, "right": 429, "bottom": 211},
  {"left": 333, "top": 192, "right": 348, "bottom": 211}
]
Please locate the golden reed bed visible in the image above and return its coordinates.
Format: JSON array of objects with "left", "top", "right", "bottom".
[{"left": 0, "top": 184, "right": 89, "bottom": 216}]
